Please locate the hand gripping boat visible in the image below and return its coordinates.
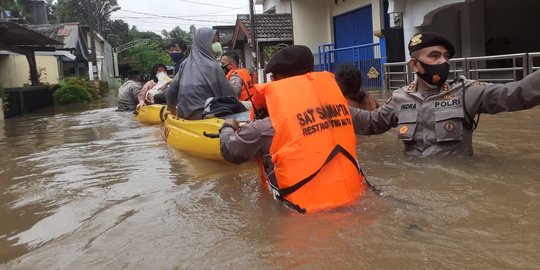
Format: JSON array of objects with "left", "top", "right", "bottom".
[
  {"left": 134, "top": 104, "right": 166, "bottom": 124},
  {"left": 161, "top": 112, "right": 250, "bottom": 160}
]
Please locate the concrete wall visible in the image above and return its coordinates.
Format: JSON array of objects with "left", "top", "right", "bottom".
[
  {"left": 291, "top": 0, "right": 332, "bottom": 53},
  {"left": 104, "top": 41, "right": 115, "bottom": 86},
  {"left": 262, "top": 0, "right": 292, "bottom": 13},
  {"left": 0, "top": 55, "right": 60, "bottom": 88},
  {"left": 291, "top": 0, "right": 382, "bottom": 53},
  {"left": 243, "top": 43, "right": 255, "bottom": 71}
]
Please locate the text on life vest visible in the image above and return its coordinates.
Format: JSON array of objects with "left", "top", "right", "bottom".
[{"left": 296, "top": 104, "right": 352, "bottom": 136}]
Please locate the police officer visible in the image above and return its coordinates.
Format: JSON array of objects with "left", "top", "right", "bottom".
[{"left": 351, "top": 32, "right": 540, "bottom": 156}]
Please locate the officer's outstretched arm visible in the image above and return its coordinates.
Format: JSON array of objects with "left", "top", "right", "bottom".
[
  {"left": 350, "top": 101, "right": 398, "bottom": 135},
  {"left": 466, "top": 70, "right": 540, "bottom": 115}
]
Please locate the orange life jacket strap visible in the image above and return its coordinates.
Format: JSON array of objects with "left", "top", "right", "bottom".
[
  {"left": 239, "top": 73, "right": 268, "bottom": 120},
  {"left": 277, "top": 144, "right": 360, "bottom": 197}
]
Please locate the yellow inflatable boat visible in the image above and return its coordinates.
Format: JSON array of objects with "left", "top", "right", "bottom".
[
  {"left": 162, "top": 115, "right": 224, "bottom": 160},
  {"left": 135, "top": 104, "right": 166, "bottom": 124},
  {"left": 161, "top": 112, "right": 250, "bottom": 160}
]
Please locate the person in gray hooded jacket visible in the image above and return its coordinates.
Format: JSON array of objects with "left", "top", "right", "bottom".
[
  {"left": 166, "top": 27, "right": 235, "bottom": 120},
  {"left": 117, "top": 70, "right": 142, "bottom": 111},
  {"left": 351, "top": 32, "right": 540, "bottom": 156}
]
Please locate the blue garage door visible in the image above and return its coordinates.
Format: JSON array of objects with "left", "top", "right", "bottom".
[{"left": 333, "top": 5, "right": 374, "bottom": 64}]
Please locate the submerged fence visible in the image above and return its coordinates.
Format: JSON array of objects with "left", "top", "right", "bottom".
[{"left": 318, "top": 43, "right": 386, "bottom": 97}]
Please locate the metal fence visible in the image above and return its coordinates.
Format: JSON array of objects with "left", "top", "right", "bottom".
[
  {"left": 318, "top": 43, "right": 386, "bottom": 97},
  {"left": 383, "top": 52, "right": 539, "bottom": 98},
  {"left": 529, "top": 52, "right": 540, "bottom": 74}
]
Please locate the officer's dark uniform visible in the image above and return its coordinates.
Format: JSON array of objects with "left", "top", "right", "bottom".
[{"left": 351, "top": 32, "right": 540, "bottom": 156}]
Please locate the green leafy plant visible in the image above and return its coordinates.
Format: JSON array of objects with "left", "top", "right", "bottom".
[
  {"left": 53, "top": 77, "right": 95, "bottom": 104},
  {"left": 127, "top": 43, "right": 172, "bottom": 74},
  {"left": 263, "top": 43, "right": 289, "bottom": 63}
]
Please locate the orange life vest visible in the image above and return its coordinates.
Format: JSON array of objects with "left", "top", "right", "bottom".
[
  {"left": 256, "top": 71, "right": 366, "bottom": 213},
  {"left": 226, "top": 68, "right": 254, "bottom": 101}
]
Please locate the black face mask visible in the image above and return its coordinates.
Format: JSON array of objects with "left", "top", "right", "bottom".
[
  {"left": 170, "top": 52, "right": 184, "bottom": 63},
  {"left": 221, "top": 64, "right": 230, "bottom": 74},
  {"left": 416, "top": 60, "right": 450, "bottom": 87}
]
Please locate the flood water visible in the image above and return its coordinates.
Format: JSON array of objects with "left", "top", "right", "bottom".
[{"left": 1, "top": 98, "right": 539, "bottom": 269}]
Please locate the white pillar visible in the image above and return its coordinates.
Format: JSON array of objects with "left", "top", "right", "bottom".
[
  {"left": 113, "top": 52, "right": 119, "bottom": 77},
  {"left": 88, "top": 61, "right": 93, "bottom": 81},
  {"left": 97, "top": 61, "right": 102, "bottom": 80}
]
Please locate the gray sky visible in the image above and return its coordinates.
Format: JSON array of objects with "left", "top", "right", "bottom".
[{"left": 112, "top": 0, "right": 262, "bottom": 34}]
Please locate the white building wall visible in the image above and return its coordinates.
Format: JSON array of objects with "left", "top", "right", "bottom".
[
  {"left": 291, "top": 0, "right": 382, "bottom": 53},
  {"left": 389, "top": 0, "right": 468, "bottom": 59},
  {"left": 291, "top": 0, "right": 332, "bottom": 53},
  {"left": 262, "top": 0, "right": 291, "bottom": 13}
]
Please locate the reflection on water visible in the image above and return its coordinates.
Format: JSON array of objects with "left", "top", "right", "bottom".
[{"left": 0, "top": 101, "right": 539, "bottom": 269}]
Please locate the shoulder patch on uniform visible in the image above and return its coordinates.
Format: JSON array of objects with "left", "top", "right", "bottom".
[{"left": 407, "top": 83, "right": 416, "bottom": 92}]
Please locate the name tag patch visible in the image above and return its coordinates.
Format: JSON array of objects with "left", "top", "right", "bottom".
[
  {"left": 400, "top": 103, "right": 417, "bottom": 110},
  {"left": 435, "top": 98, "right": 461, "bottom": 108}
]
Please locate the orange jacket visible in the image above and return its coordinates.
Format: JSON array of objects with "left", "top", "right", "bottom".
[
  {"left": 226, "top": 68, "right": 254, "bottom": 101},
  {"left": 256, "top": 71, "right": 366, "bottom": 213}
]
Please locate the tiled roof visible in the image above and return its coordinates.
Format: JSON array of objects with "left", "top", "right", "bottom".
[{"left": 236, "top": 13, "right": 292, "bottom": 41}]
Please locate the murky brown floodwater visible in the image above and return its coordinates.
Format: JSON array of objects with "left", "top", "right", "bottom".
[{"left": 1, "top": 97, "right": 539, "bottom": 269}]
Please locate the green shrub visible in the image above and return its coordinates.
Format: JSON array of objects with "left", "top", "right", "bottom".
[{"left": 53, "top": 78, "right": 94, "bottom": 104}]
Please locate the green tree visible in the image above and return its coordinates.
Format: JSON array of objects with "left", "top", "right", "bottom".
[
  {"left": 102, "top": 19, "right": 129, "bottom": 47},
  {"left": 45, "top": 0, "right": 57, "bottom": 22},
  {"left": 127, "top": 43, "right": 172, "bottom": 75},
  {"left": 48, "top": 0, "right": 120, "bottom": 34},
  {"left": 161, "top": 26, "right": 192, "bottom": 41}
]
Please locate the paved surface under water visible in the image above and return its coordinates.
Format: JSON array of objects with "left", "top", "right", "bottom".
[{"left": 0, "top": 99, "right": 539, "bottom": 269}]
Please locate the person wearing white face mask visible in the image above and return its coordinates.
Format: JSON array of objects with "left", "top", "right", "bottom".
[
  {"left": 349, "top": 32, "right": 540, "bottom": 157},
  {"left": 136, "top": 63, "right": 171, "bottom": 110}
]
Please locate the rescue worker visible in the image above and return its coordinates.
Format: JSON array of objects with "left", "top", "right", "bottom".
[
  {"left": 220, "top": 51, "right": 255, "bottom": 101},
  {"left": 351, "top": 32, "right": 540, "bottom": 156},
  {"left": 219, "top": 45, "right": 367, "bottom": 213}
]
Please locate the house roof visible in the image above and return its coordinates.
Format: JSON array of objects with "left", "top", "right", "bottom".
[
  {"left": 28, "top": 22, "right": 89, "bottom": 61},
  {"left": 0, "top": 21, "right": 63, "bottom": 52},
  {"left": 28, "top": 23, "right": 80, "bottom": 50},
  {"left": 233, "top": 13, "right": 293, "bottom": 47}
]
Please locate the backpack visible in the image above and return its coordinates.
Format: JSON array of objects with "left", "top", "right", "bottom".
[{"left": 202, "top": 96, "right": 248, "bottom": 118}]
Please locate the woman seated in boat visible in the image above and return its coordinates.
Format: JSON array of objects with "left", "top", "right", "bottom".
[
  {"left": 165, "top": 27, "right": 236, "bottom": 120},
  {"left": 136, "top": 63, "right": 171, "bottom": 110}
]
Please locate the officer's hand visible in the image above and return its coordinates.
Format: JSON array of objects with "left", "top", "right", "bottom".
[
  {"left": 224, "top": 118, "right": 240, "bottom": 131},
  {"left": 164, "top": 108, "right": 176, "bottom": 119}
]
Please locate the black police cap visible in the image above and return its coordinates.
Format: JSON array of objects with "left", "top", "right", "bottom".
[
  {"left": 264, "top": 45, "right": 314, "bottom": 77},
  {"left": 408, "top": 32, "right": 455, "bottom": 58}
]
